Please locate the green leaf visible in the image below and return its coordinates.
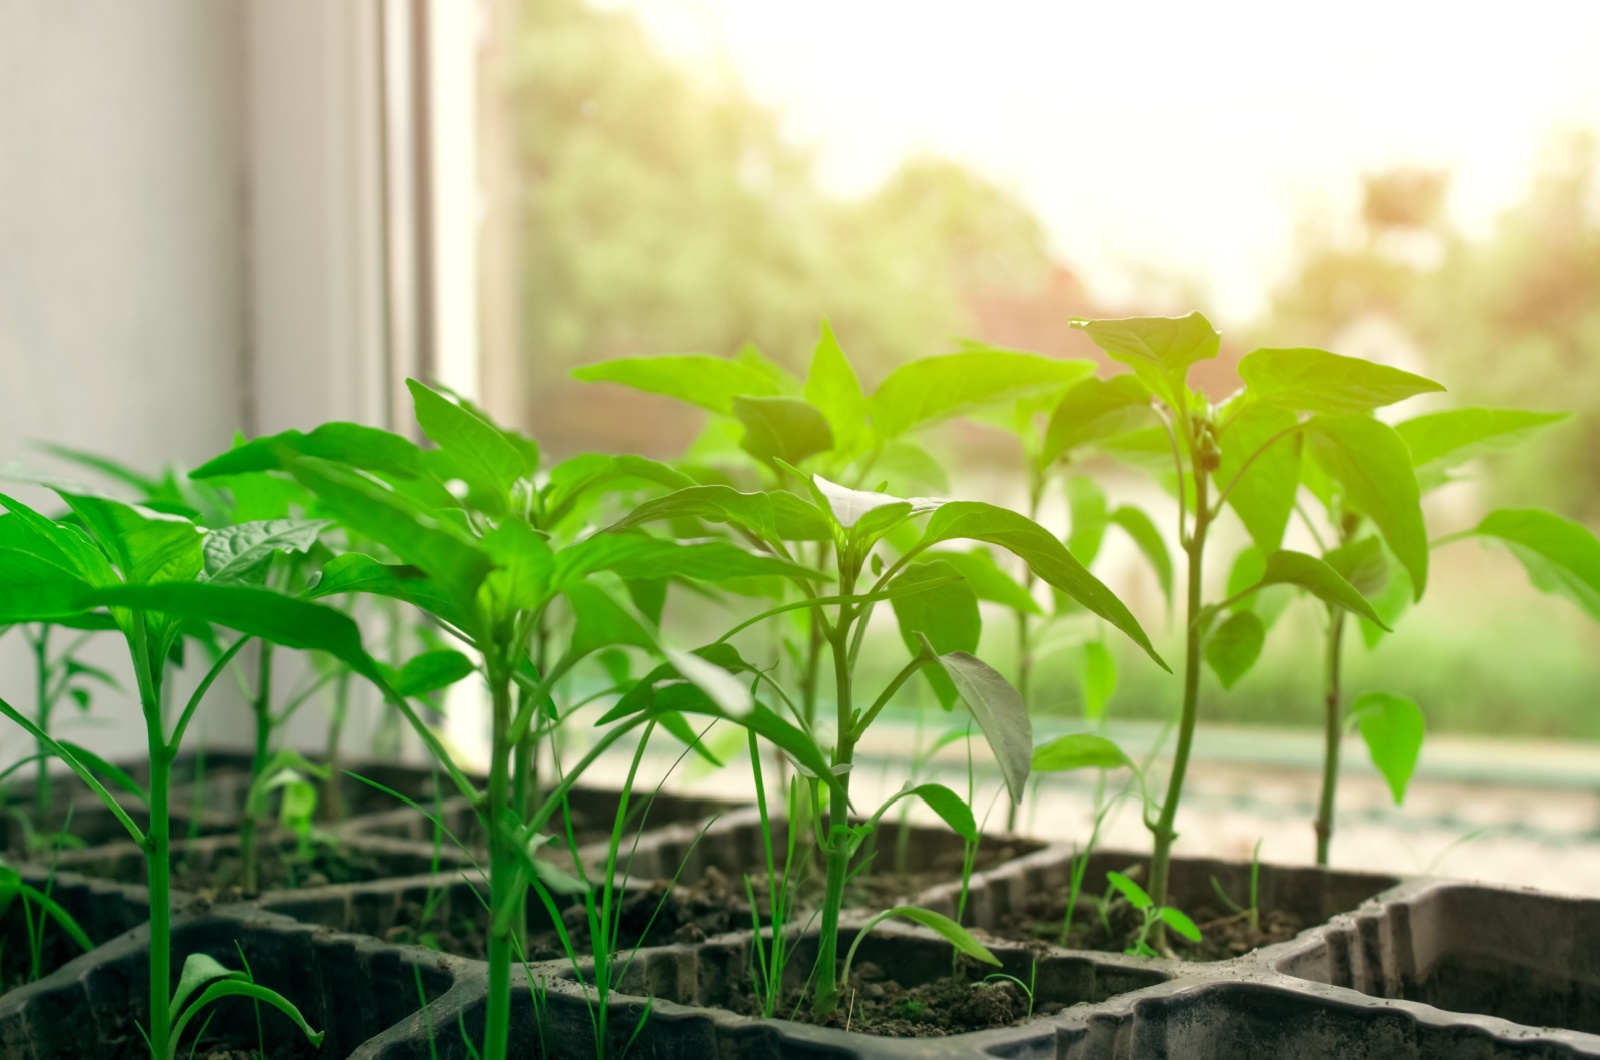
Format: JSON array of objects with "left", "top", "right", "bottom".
[
  {"left": 1159, "top": 906, "right": 1203, "bottom": 942},
  {"left": 556, "top": 535, "right": 819, "bottom": 589},
  {"left": 900, "top": 783, "right": 978, "bottom": 843},
  {"left": 0, "top": 493, "right": 117, "bottom": 586},
  {"left": 307, "top": 553, "right": 478, "bottom": 633},
  {"left": 0, "top": 867, "right": 92, "bottom": 953},
  {"left": 858, "top": 906, "right": 1001, "bottom": 966},
  {"left": 479, "top": 521, "right": 555, "bottom": 614},
  {"left": 57, "top": 493, "right": 202, "bottom": 586},
  {"left": 1305, "top": 415, "right": 1427, "bottom": 599},
  {"left": 571, "top": 354, "right": 787, "bottom": 414},
  {"left": 394, "top": 650, "right": 476, "bottom": 697},
  {"left": 286, "top": 458, "right": 492, "bottom": 602},
  {"left": 732, "top": 396, "right": 835, "bottom": 466},
  {"left": 192, "top": 422, "right": 422, "bottom": 480},
  {"left": 1472, "top": 508, "right": 1600, "bottom": 621},
  {"left": 1204, "top": 611, "right": 1266, "bottom": 690},
  {"left": 1080, "top": 642, "right": 1117, "bottom": 721},
  {"left": 921, "top": 548, "right": 1039, "bottom": 615},
  {"left": 541, "top": 453, "right": 696, "bottom": 525},
  {"left": 1350, "top": 691, "right": 1425, "bottom": 804},
  {"left": 202, "top": 519, "right": 326, "bottom": 585},
  {"left": 1217, "top": 403, "right": 1301, "bottom": 553},
  {"left": 771, "top": 490, "right": 834, "bottom": 541},
  {"left": 803, "top": 320, "right": 867, "bottom": 454},
  {"left": 1070, "top": 313, "right": 1220, "bottom": 412},
  {"left": 170, "top": 952, "right": 243, "bottom": 1016},
  {"left": 1066, "top": 475, "right": 1109, "bottom": 566},
  {"left": 58, "top": 741, "right": 148, "bottom": 805},
  {"left": 1108, "top": 506, "right": 1173, "bottom": 605},
  {"left": 1239, "top": 347, "right": 1444, "bottom": 414},
  {"left": 562, "top": 581, "right": 658, "bottom": 662},
  {"left": 88, "top": 582, "right": 379, "bottom": 679},
  {"left": 1324, "top": 536, "right": 1389, "bottom": 598},
  {"left": 868, "top": 349, "right": 1093, "bottom": 439},
  {"left": 0, "top": 549, "right": 93, "bottom": 622},
  {"left": 174, "top": 979, "right": 324, "bottom": 1055},
  {"left": 1243, "top": 550, "right": 1388, "bottom": 628},
  {"left": 608, "top": 485, "right": 780, "bottom": 545},
  {"left": 913, "top": 502, "right": 1166, "bottom": 670},
  {"left": 1041, "top": 375, "right": 1155, "bottom": 465},
  {"left": 925, "top": 637, "right": 1031, "bottom": 804},
  {"left": 1031, "top": 732, "right": 1131, "bottom": 772},
  {"left": 1358, "top": 559, "right": 1413, "bottom": 649},
  {"left": 1396, "top": 408, "right": 1569, "bottom": 475},
  {"left": 1105, "top": 870, "right": 1152, "bottom": 911},
  {"left": 408, "top": 379, "right": 529, "bottom": 509},
  {"left": 890, "top": 560, "right": 980, "bottom": 708},
  {"left": 1225, "top": 546, "right": 1293, "bottom": 631},
  {"left": 806, "top": 475, "right": 931, "bottom": 532}
]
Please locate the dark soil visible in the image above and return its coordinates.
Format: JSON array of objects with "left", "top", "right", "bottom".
[
  {"left": 739, "top": 961, "right": 1056, "bottom": 1037},
  {"left": 984, "top": 879, "right": 1303, "bottom": 961},
  {"left": 73, "top": 841, "right": 399, "bottom": 901},
  {"left": 0, "top": 917, "right": 83, "bottom": 993}
]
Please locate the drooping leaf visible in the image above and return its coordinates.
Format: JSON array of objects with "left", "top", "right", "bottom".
[
  {"left": 887, "top": 783, "right": 978, "bottom": 843},
  {"left": 1031, "top": 732, "right": 1131, "bottom": 772},
  {"left": 1070, "top": 313, "right": 1220, "bottom": 413},
  {"left": 1225, "top": 546, "right": 1293, "bottom": 631},
  {"left": 1204, "top": 611, "right": 1266, "bottom": 689},
  {"left": 1108, "top": 506, "right": 1174, "bottom": 605},
  {"left": 1358, "top": 558, "right": 1413, "bottom": 649},
  {"left": 307, "top": 553, "right": 478, "bottom": 634},
  {"left": 890, "top": 560, "right": 980, "bottom": 708},
  {"left": 170, "top": 952, "right": 244, "bottom": 1016},
  {"left": 1079, "top": 642, "right": 1117, "bottom": 721},
  {"left": 857, "top": 906, "right": 1001, "bottom": 966},
  {"left": 173, "top": 980, "right": 324, "bottom": 1053},
  {"left": 921, "top": 548, "right": 1040, "bottom": 615},
  {"left": 408, "top": 379, "right": 529, "bottom": 509},
  {"left": 202, "top": 519, "right": 327, "bottom": 585},
  {"left": 1217, "top": 403, "right": 1301, "bottom": 553},
  {"left": 803, "top": 320, "right": 867, "bottom": 455},
  {"left": 1324, "top": 536, "right": 1389, "bottom": 598},
  {"left": 868, "top": 349, "right": 1092, "bottom": 439},
  {"left": 1065, "top": 476, "right": 1109, "bottom": 566},
  {"left": 88, "top": 582, "right": 379, "bottom": 679},
  {"left": 394, "top": 650, "right": 476, "bottom": 697},
  {"left": 571, "top": 354, "right": 787, "bottom": 414},
  {"left": 1396, "top": 408, "right": 1568, "bottom": 479},
  {"left": 733, "top": 396, "right": 834, "bottom": 466},
  {"left": 912, "top": 502, "right": 1166, "bottom": 669},
  {"left": 1472, "top": 508, "right": 1600, "bottom": 621},
  {"left": 924, "top": 637, "right": 1031, "bottom": 804},
  {"left": 57, "top": 740, "right": 148, "bottom": 804},
  {"left": 286, "top": 458, "right": 492, "bottom": 602},
  {"left": 1305, "top": 415, "right": 1427, "bottom": 599},
  {"left": 608, "top": 485, "right": 780, "bottom": 546},
  {"left": 556, "top": 534, "right": 818, "bottom": 589},
  {"left": 1041, "top": 375, "right": 1155, "bottom": 465},
  {"left": 191, "top": 422, "right": 422, "bottom": 480},
  {"left": 1350, "top": 691, "right": 1425, "bottom": 804},
  {"left": 1239, "top": 347, "right": 1443, "bottom": 415},
  {"left": 1242, "top": 550, "right": 1387, "bottom": 627}
]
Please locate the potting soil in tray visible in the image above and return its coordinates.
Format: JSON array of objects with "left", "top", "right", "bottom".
[{"left": 69, "top": 841, "right": 414, "bottom": 900}]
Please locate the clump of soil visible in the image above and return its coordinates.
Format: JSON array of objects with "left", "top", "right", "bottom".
[
  {"left": 739, "top": 961, "right": 1056, "bottom": 1037},
  {"left": 985, "top": 879, "right": 1302, "bottom": 961}
]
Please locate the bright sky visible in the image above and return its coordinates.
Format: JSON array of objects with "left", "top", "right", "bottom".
[{"left": 601, "top": 0, "right": 1600, "bottom": 323}]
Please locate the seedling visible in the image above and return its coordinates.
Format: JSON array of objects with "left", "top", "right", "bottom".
[
  {"left": 1059, "top": 317, "right": 1439, "bottom": 942},
  {"left": 1209, "top": 837, "right": 1263, "bottom": 934},
  {"left": 1105, "top": 870, "right": 1200, "bottom": 957},
  {"left": 984, "top": 957, "right": 1038, "bottom": 1019}
]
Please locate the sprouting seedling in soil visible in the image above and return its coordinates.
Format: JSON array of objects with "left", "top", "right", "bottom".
[
  {"left": 984, "top": 957, "right": 1038, "bottom": 1019},
  {"left": 745, "top": 728, "right": 809, "bottom": 1020},
  {"left": 1105, "top": 871, "right": 1201, "bottom": 958},
  {"left": 1208, "top": 837, "right": 1263, "bottom": 934},
  {"left": 837, "top": 906, "right": 1001, "bottom": 999},
  {"left": 0, "top": 484, "right": 381, "bottom": 1058},
  {"left": 163, "top": 949, "right": 322, "bottom": 1060},
  {"left": 1060, "top": 317, "right": 1442, "bottom": 944},
  {"left": 604, "top": 449, "right": 1164, "bottom": 1016},
  {"left": 0, "top": 856, "right": 92, "bottom": 984},
  {"left": 191, "top": 386, "right": 811, "bottom": 1058}
]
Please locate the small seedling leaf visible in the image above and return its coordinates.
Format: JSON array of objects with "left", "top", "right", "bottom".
[
  {"left": 1217, "top": 403, "right": 1301, "bottom": 553},
  {"left": 921, "top": 548, "right": 1040, "bottom": 615},
  {"left": 1397, "top": 407, "right": 1568, "bottom": 473},
  {"left": 868, "top": 350, "right": 1092, "bottom": 440},
  {"left": 1041, "top": 375, "right": 1155, "bottom": 465},
  {"left": 926, "top": 638, "right": 1031, "bottom": 804},
  {"left": 200, "top": 519, "right": 327, "bottom": 585},
  {"left": 1031, "top": 732, "right": 1131, "bottom": 773},
  {"left": 571, "top": 353, "right": 789, "bottom": 415},
  {"left": 394, "top": 649, "right": 476, "bottom": 697},
  {"left": 733, "top": 396, "right": 834, "bottom": 466},
  {"left": 1351, "top": 691, "right": 1426, "bottom": 804},
  {"left": 1305, "top": 415, "right": 1428, "bottom": 599},
  {"left": 1239, "top": 347, "right": 1443, "bottom": 415},
  {"left": 1070, "top": 313, "right": 1219, "bottom": 412},
  {"left": 803, "top": 320, "right": 867, "bottom": 455},
  {"left": 170, "top": 952, "right": 245, "bottom": 1016},
  {"left": 890, "top": 560, "right": 980, "bottom": 708},
  {"left": 1248, "top": 551, "right": 1387, "bottom": 628},
  {"left": 1204, "top": 610, "right": 1266, "bottom": 689},
  {"left": 1158, "top": 906, "right": 1203, "bottom": 942},
  {"left": 1472, "top": 508, "right": 1600, "bottom": 622},
  {"left": 1105, "top": 870, "right": 1153, "bottom": 911},
  {"left": 867, "top": 906, "right": 1002, "bottom": 966}
]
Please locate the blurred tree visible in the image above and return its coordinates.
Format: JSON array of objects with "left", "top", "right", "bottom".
[
  {"left": 506, "top": 0, "right": 1062, "bottom": 450},
  {"left": 1265, "top": 131, "right": 1600, "bottom": 516}
]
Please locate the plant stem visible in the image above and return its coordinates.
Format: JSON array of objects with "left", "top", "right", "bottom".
[
  {"left": 32, "top": 627, "right": 51, "bottom": 832},
  {"left": 241, "top": 641, "right": 274, "bottom": 895},
  {"left": 1146, "top": 469, "right": 1210, "bottom": 947},
  {"left": 322, "top": 671, "right": 350, "bottom": 821},
  {"left": 1314, "top": 608, "right": 1346, "bottom": 866},
  {"left": 813, "top": 607, "right": 856, "bottom": 1016},
  {"left": 132, "top": 617, "right": 171, "bottom": 1060},
  {"left": 483, "top": 659, "right": 515, "bottom": 1060}
]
